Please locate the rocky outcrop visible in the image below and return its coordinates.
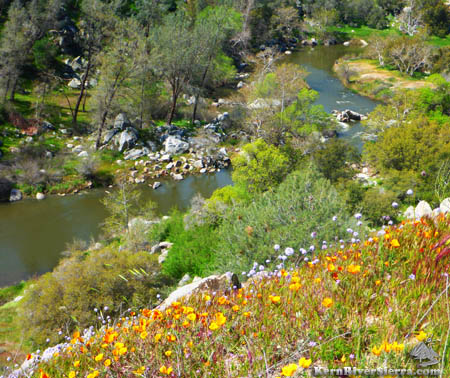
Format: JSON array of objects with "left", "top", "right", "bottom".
[
  {"left": 157, "top": 272, "right": 239, "bottom": 311},
  {"left": 9, "top": 189, "right": 22, "bottom": 202},
  {"left": 164, "top": 136, "right": 190, "bottom": 155},
  {"left": 404, "top": 199, "right": 450, "bottom": 219},
  {"left": 116, "top": 128, "right": 139, "bottom": 152},
  {"left": 332, "top": 109, "right": 367, "bottom": 123}
]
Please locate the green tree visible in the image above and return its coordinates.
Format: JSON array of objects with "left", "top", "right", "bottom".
[
  {"left": 151, "top": 12, "right": 196, "bottom": 124},
  {"left": 101, "top": 181, "right": 156, "bottom": 237},
  {"left": 231, "top": 139, "right": 290, "bottom": 193},
  {"left": 71, "top": 0, "right": 116, "bottom": 128},
  {"left": 93, "top": 19, "right": 141, "bottom": 149},
  {"left": 312, "top": 139, "right": 360, "bottom": 183},
  {"left": 189, "top": 5, "right": 242, "bottom": 122}
]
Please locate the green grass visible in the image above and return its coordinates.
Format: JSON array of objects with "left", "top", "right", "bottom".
[{"left": 330, "top": 25, "right": 450, "bottom": 47}]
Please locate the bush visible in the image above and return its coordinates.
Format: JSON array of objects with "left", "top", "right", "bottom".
[
  {"left": 231, "top": 139, "right": 290, "bottom": 193},
  {"left": 360, "top": 187, "right": 399, "bottom": 227},
  {"left": 211, "top": 166, "right": 361, "bottom": 274},
  {"left": 150, "top": 212, "right": 218, "bottom": 280},
  {"left": 19, "top": 247, "right": 174, "bottom": 345}
]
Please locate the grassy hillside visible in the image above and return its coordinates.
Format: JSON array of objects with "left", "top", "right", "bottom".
[{"left": 26, "top": 213, "right": 450, "bottom": 377}]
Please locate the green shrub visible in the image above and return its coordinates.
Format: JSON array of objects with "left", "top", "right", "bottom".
[
  {"left": 211, "top": 166, "right": 361, "bottom": 274},
  {"left": 19, "top": 246, "right": 174, "bottom": 345},
  {"left": 360, "top": 187, "right": 399, "bottom": 226},
  {"left": 151, "top": 212, "right": 218, "bottom": 280},
  {"left": 231, "top": 139, "right": 290, "bottom": 193}
]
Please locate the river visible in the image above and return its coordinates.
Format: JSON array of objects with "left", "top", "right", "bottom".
[{"left": 0, "top": 45, "right": 377, "bottom": 287}]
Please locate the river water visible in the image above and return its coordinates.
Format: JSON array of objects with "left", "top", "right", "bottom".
[{"left": 0, "top": 45, "right": 377, "bottom": 287}]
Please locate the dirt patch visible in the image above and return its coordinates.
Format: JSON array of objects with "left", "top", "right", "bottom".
[{"left": 334, "top": 59, "right": 434, "bottom": 100}]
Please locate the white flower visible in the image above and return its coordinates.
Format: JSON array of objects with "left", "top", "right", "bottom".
[
  {"left": 406, "top": 189, "right": 413, "bottom": 196},
  {"left": 332, "top": 215, "right": 337, "bottom": 221},
  {"left": 392, "top": 201, "right": 399, "bottom": 208},
  {"left": 274, "top": 244, "right": 280, "bottom": 251},
  {"left": 354, "top": 213, "right": 362, "bottom": 220},
  {"left": 285, "top": 247, "right": 294, "bottom": 256}
]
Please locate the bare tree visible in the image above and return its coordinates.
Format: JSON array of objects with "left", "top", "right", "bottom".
[
  {"left": 389, "top": 35, "right": 433, "bottom": 76},
  {"left": 397, "top": 0, "right": 423, "bottom": 36}
]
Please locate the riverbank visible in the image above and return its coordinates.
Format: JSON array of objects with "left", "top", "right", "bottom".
[{"left": 333, "top": 58, "right": 434, "bottom": 101}]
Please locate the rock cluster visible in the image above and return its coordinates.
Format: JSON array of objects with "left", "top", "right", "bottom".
[
  {"left": 404, "top": 198, "right": 450, "bottom": 219},
  {"left": 332, "top": 109, "right": 367, "bottom": 123}
]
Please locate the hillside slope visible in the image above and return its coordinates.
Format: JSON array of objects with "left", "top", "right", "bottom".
[{"left": 11, "top": 214, "right": 450, "bottom": 377}]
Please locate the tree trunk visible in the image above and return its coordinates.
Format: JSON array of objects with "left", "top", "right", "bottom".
[
  {"left": 167, "top": 84, "right": 178, "bottom": 125},
  {"left": 95, "top": 111, "right": 108, "bottom": 150},
  {"left": 9, "top": 77, "right": 17, "bottom": 102},
  {"left": 191, "top": 56, "right": 212, "bottom": 123},
  {"left": 72, "top": 57, "right": 92, "bottom": 126}
]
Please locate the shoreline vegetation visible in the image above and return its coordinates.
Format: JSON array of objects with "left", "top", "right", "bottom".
[{"left": 333, "top": 58, "right": 435, "bottom": 101}]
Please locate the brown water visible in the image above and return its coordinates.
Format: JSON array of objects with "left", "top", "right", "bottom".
[
  {"left": 0, "top": 45, "right": 378, "bottom": 287},
  {"left": 0, "top": 170, "right": 233, "bottom": 287}
]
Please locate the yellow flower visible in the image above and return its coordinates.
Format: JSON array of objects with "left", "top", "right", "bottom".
[
  {"left": 299, "top": 357, "right": 312, "bottom": 368},
  {"left": 289, "top": 283, "right": 302, "bottom": 292},
  {"left": 390, "top": 239, "right": 400, "bottom": 248},
  {"left": 204, "top": 295, "right": 211, "bottom": 301},
  {"left": 281, "top": 363, "right": 298, "bottom": 376},
  {"left": 94, "top": 353, "right": 103, "bottom": 362},
  {"left": 372, "top": 345, "right": 382, "bottom": 356},
  {"left": 86, "top": 371, "right": 99, "bottom": 378},
  {"left": 243, "top": 312, "right": 251, "bottom": 317},
  {"left": 133, "top": 366, "right": 145, "bottom": 375},
  {"left": 322, "top": 297, "right": 333, "bottom": 308},
  {"left": 215, "top": 312, "right": 227, "bottom": 326},
  {"left": 159, "top": 365, "right": 173, "bottom": 375},
  {"left": 104, "top": 359, "right": 111, "bottom": 367},
  {"left": 314, "top": 278, "right": 321, "bottom": 283},
  {"left": 327, "top": 263, "right": 335, "bottom": 272},
  {"left": 165, "top": 350, "right": 172, "bottom": 357},
  {"left": 416, "top": 330, "right": 427, "bottom": 341},
  {"left": 392, "top": 341, "right": 404, "bottom": 352},
  {"left": 167, "top": 334, "right": 176, "bottom": 342},
  {"left": 209, "top": 322, "right": 219, "bottom": 331},
  {"left": 375, "top": 280, "right": 381, "bottom": 286},
  {"left": 140, "top": 331, "right": 148, "bottom": 340},
  {"left": 68, "top": 372, "right": 76, "bottom": 378},
  {"left": 347, "top": 264, "right": 361, "bottom": 274},
  {"left": 187, "top": 313, "right": 196, "bottom": 321},
  {"left": 73, "top": 361, "right": 80, "bottom": 368},
  {"left": 155, "top": 333, "right": 162, "bottom": 343},
  {"left": 119, "top": 347, "right": 127, "bottom": 355},
  {"left": 269, "top": 295, "right": 281, "bottom": 304},
  {"left": 232, "top": 305, "right": 240, "bottom": 312}
]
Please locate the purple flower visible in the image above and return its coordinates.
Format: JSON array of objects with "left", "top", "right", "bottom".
[
  {"left": 354, "top": 213, "right": 362, "bottom": 220},
  {"left": 392, "top": 201, "right": 399, "bottom": 209},
  {"left": 274, "top": 244, "right": 280, "bottom": 251},
  {"left": 409, "top": 273, "right": 416, "bottom": 280},
  {"left": 311, "top": 231, "right": 317, "bottom": 238},
  {"left": 332, "top": 215, "right": 337, "bottom": 221}
]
